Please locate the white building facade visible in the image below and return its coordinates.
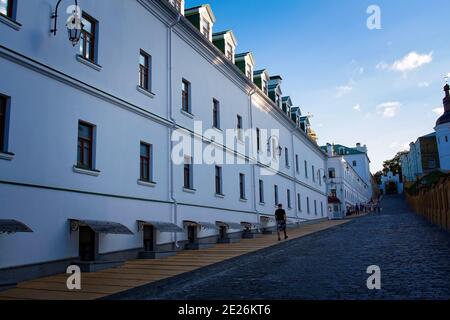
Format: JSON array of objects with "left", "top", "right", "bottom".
[
  {"left": 323, "top": 144, "right": 373, "bottom": 219},
  {"left": 435, "top": 84, "right": 450, "bottom": 171},
  {"left": 0, "top": 0, "right": 327, "bottom": 283}
]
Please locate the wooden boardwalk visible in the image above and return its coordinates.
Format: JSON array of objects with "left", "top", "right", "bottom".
[{"left": 0, "top": 219, "right": 349, "bottom": 300}]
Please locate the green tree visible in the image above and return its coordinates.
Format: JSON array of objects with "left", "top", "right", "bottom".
[{"left": 382, "top": 151, "right": 408, "bottom": 176}]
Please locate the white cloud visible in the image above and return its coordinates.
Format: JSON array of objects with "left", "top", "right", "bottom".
[
  {"left": 335, "top": 85, "right": 353, "bottom": 98},
  {"left": 433, "top": 107, "right": 444, "bottom": 116},
  {"left": 418, "top": 82, "right": 429, "bottom": 88},
  {"left": 376, "top": 102, "right": 402, "bottom": 118},
  {"left": 376, "top": 62, "right": 389, "bottom": 70},
  {"left": 377, "top": 51, "right": 433, "bottom": 73},
  {"left": 353, "top": 104, "right": 361, "bottom": 112},
  {"left": 359, "top": 67, "right": 365, "bottom": 74}
]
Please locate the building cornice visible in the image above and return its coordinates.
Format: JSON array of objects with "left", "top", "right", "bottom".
[{"left": 144, "top": 0, "right": 326, "bottom": 158}]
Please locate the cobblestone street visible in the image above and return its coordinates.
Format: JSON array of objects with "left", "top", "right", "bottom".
[{"left": 115, "top": 196, "right": 450, "bottom": 300}]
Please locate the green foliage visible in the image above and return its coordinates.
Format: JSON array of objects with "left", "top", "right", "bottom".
[
  {"left": 382, "top": 151, "right": 408, "bottom": 176},
  {"left": 405, "top": 171, "right": 449, "bottom": 195}
]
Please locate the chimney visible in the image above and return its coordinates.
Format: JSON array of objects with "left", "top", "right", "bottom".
[
  {"left": 326, "top": 143, "right": 334, "bottom": 157},
  {"left": 444, "top": 84, "right": 450, "bottom": 112}
]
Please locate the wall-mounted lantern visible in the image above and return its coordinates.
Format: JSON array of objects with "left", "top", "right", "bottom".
[{"left": 50, "top": 0, "right": 83, "bottom": 46}]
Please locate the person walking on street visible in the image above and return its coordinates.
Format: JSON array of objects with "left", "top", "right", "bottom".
[{"left": 275, "top": 204, "right": 288, "bottom": 241}]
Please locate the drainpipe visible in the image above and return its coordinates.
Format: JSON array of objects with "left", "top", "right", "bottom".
[
  {"left": 248, "top": 88, "right": 259, "bottom": 229},
  {"left": 290, "top": 125, "right": 299, "bottom": 222},
  {"left": 168, "top": 14, "right": 182, "bottom": 248}
]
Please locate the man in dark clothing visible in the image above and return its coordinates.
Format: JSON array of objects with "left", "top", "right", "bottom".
[{"left": 275, "top": 204, "right": 288, "bottom": 241}]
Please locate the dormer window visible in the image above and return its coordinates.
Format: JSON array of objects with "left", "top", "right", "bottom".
[
  {"left": 201, "top": 19, "right": 210, "bottom": 39},
  {"left": 263, "top": 79, "right": 268, "bottom": 95},
  {"left": 174, "top": 0, "right": 182, "bottom": 12},
  {"left": 226, "top": 43, "right": 234, "bottom": 61},
  {"left": 246, "top": 63, "right": 253, "bottom": 80}
]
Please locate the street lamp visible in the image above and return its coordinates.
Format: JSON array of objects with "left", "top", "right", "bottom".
[{"left": 50, "top": 0, "right": 84, "bottom": 46}]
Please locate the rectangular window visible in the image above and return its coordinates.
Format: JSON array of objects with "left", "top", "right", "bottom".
[
  {"left": 274, "top": 185, "right": 279, "bottom": 206},
  {"left": 215, "top": 166, "right": 223, "bottom": 195},
  {"left": 256, "top": 128, "right": 261, "bottom": 152},
  {"left": 314, "top": 200, "right": 317, "bottom": 215},
  {"left": 321, "top": 202, "right": 324, "bottom": 216},
  {"left": 237, "top": 115, "right": 243, "bottom": 141},
  {"left": 262, "top": 79, "right": 268, "bottom": 95},
  {"left": 246, "top": 64, "right": 253, "bottom": 80},
  {"left": 201, "top": 18, "right": 210, "bottom": 39},
  {"left": 212, "top": 99, "right": 220, "bottom": 129},
  {"left": 329, "top": 168, "right": 336, "bottom": 179},
  {"left": 295, "top": 155, "right": 299, "bottom": 173},
  {"left": 0, "top": 95, "right": 7, "bottom": 152},
  {"left": 182, "top": 79, "right": 191, "bottom": 113},
  {"left": 139, "top": 50, "right": 151, "bottom": 91},
  {"left": 140, "top": 142, "right": 152, "bottom": 182},
  {"left": 0, "top": 0, "right": 13, "bottom": 18},
  {"left": 307, "top": 197, "right": 310, "bottom": 214},
  {"left": 259, "top": 179, "right": 264, "bottom": 203},
  {"left": 304, "top": 160, "right": 308, "bottom": 178},
  {"left": 226, "top": 43, "right": 234, "bottom": 61},
  {"left": 80, "top": 13, "right": 97, "bottom": 63},
  {"left": 184, "top": 156, "right": 193, "bottom": 189},
  {"left": 297, "top": 194, "right": 302, "bottom": 212},
  {"left": 77, "top": 121, "right": 94, "bottom": 170},
  {"left": 285, "top": 148, "right": 289, "bottom": 167},
  {"left": 287, "top": 189, "right": 291, "bottom": 209},
  {"left": 312, "top": 165, "right": 316, "bottom": 182},
  {"left": 239, "top": 173, "right": 246, "bottom": 200}
]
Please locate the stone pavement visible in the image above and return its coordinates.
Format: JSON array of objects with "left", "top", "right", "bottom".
[
  {"left": 0, "top": 218, "right": 349, "bottom": 300},
  {"left": 113, "top": 195, "right": 450, "bottom": 300}
]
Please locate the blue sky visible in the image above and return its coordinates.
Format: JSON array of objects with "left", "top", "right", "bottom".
[{"left": 186, "top": 0, "right": 450, "bottom": 172}]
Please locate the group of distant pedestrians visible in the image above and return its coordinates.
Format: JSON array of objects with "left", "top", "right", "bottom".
[{"left": 346, "top": 201, "right": 382, "bottom": 216}]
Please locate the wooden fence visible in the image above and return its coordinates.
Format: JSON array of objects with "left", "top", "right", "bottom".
[{"left": 405, "top": 175, "right": 450, "bottom": 231}]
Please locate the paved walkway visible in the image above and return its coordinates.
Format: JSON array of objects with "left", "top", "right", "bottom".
[
  {"left": 0, "top": 218, "right": 349, "bottom": 300},
  {"left": 115, "top": 195, "right": 450, "bottom": 300}
]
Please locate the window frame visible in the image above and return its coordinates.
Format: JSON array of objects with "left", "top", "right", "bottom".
[
  {"left": 184, "top": 156, "right": 193, "bottom": 190},
  {"left": 274, "top": 185, "right": 279, "bottom": 206},
  {"left": 0, "top": 95, "right": 8, "bottom": 152},
  {"left": 0, "top": 0, "right": 13, "bottom": 18},
  {"left": 181, "top": 79, "right": 191, "bottom": 113},
  {"left": 287, "top": 189, "right": 292, "bottom": 209},
  {"left": 140, "top": 142, "right": 153, "bottom": 182},
  {"left": 139, "top": 50, "right": 152, "bottom": 92},
  {"left": 285, "top": 147, "right": 289, "bottom": 168},
  {"left": 236, "top": 114, "right": 243, "bottom": 141},
  {"left": 212, "top": 99, "right": 220, "bottom": 129},
  {"left": 80, "top": 12, "right": 97, "bottom": 63},
  {"left": 215, "top": 165, "right": 223, "bottom": 195},
  {"left": 239, "top": 173, "right": 246, "bottom": 200},
  {"left": 77, "top": 121, "right": 95, "bottom": 170},
  {"left": 259, "top": 179, "right": 264, "bottom": 204},
  {"left": 256, "top": 128, "right": 261, "bottom": 152}
]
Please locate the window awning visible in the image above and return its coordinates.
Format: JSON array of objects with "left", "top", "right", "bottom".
[
  {"left": 183, "top": 221, "right": 219, "bottom": 230},
  {"left": 138, "top": 220, "right": 183, "bottom": 233},
  {"left": 216, "top": 221, "right": 244, "bottom": 230},
  {"left": 70, "top": 219, "right": 133, "bottom": 235},
  {"left": 0, "top": 220, "right": 33, "bottom": 234},
  {"left": 241, "top": 222, "right": 260, "bottom": 229},
  {"left": 260, "top": 216, "right": 275, "bottom": 223}
]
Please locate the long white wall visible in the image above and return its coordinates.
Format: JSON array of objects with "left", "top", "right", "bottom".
[{"left": 0, "top": 0, "right": 327, "bottom": 269}]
